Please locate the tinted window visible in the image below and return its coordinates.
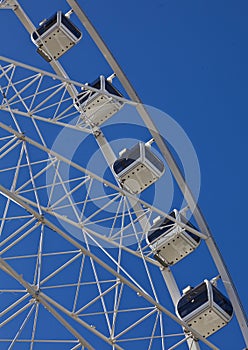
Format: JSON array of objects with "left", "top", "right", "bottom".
[
  {"left": 128, "top": 144, "right": 141, "bottom": 162},
  {"left": 90, "top": 78, "right": 101, "bottom": 90},
  {"left": 76, "top": 78, "right": 100, "bottom": 105},
  {"left": 212, "top": 285, "right": 233, "bottom": 317},
  {"left": 76, "top": 77, "right": 122, "bottom": 106},
  {"left": 148, "top": 211, "right": 176, "bottom": 243},
  {"left": 61, "top": 13, "right": 82, "bottom": 39},
  {"left": 105, "top": 80, "right": 122, "bottom": 97},
  {"left": 145, "top": 147, "right": 164, "bottom": 173},
  {"left": 181, "top": 215, "right": 200, "bottom": 243},
  {"left": 177, "top": 283, "right": 208, "bottom": 318},
  {"left": 33, "top": 13, "right": 58, "bottom": 40},
  {"left": 113, "top": 158, "right": 136, "bottom": 175}
]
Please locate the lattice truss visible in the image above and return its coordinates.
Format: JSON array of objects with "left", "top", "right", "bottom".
[
  {"left": 0, "top": 58, "right": 112, "bottom": 133},
  {"left": 0, "top": 58, "right": 211, "bottom": 350}
]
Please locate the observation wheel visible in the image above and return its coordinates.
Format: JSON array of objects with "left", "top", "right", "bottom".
[{"left": 0, "top": 1, "right": 247, "bottom": 349}]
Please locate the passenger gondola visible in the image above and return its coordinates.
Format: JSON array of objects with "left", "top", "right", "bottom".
[
  {"left": 31, "top": 11, "right": 82, "bottom": 61},
  {"left": 113, "top": 142, "right": 165, "bottom": 194},
  {"left": 147, "top": 209, "right": 201, "bottom": 266},
  {"left": 74, "top": 75, "right": 123, "bottom": 126},
  {"left": 176, "top": 279, "right": 233, "bottom": 338}
]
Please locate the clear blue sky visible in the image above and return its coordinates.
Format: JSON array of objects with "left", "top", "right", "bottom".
[{"left": 0, "top": 0, "right": 247, "bottom": 349}]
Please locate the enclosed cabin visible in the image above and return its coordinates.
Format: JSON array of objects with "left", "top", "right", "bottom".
[
  {"left": 31, "top": 11, "right": 82, "bottom": 61},
  {"left": 74, "top": 75, "right": 123, "bottom": 126},
  {"left": 113, "top": 141, "right": 165, "bottom": 194},
  {"left": 176, "top": 280, "right": 233, "bottom": 338},
  {"left": 147, "top": 209, "right": 201, "bottom": 266}
]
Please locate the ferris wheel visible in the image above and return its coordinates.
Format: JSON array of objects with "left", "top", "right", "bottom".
[{"left": 0, "top": 1, "right": 247, "bottom": 349}]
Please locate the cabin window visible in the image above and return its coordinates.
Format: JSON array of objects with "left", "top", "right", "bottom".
[
  {"left": 61, "top": 14, "right": 81, "bottom": 39},
  {"left": 128, "top": 144, "right": 141, "bottom": 161},
  {"left": 181, "top": 216, "right": 201, "bottom": 243},
  {"left": 105, "top": 80, "right": 122, "bottom": 97},
  {"left": 212, "top": 285, "right": 233, "bottom": 316},
  {"left": 76, "top": 78, "right": 101, "bottom": 105},
  {"left": 145, "top": 148, "right": 164, "bottom": 173},
  {"left": 147, "top": 211, "right": 176, "bottom": 243},
  {"left": 90, "top": 78, "right": 101, "bottom": 90},
  {"left": 33, "top": 13, "right": 57, "bottom": 40},
  {"left": 177, "top": 283, "right": 208, "bottom": 318},
  {"left": 113, "top": 158, "right": 136, "bottom": 175}
]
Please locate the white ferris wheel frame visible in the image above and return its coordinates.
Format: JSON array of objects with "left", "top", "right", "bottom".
[{"left": 0, "top": 0, "right": 247, "bottom": 349}]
